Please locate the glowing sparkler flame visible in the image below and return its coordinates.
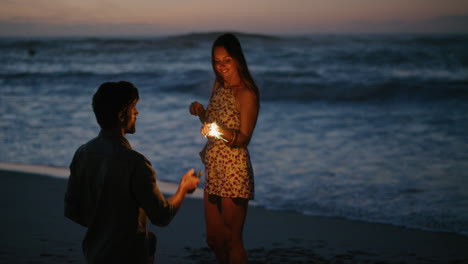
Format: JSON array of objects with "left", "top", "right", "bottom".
[{"left": 207, "top": 122, "right": 228, "bottom": 142}]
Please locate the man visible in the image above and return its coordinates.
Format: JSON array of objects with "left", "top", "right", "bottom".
[{"left": 64, "top": 81, "right": 199, "bottom": 264}]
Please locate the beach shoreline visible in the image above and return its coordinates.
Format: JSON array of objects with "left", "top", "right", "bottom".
[{"left": 1, "top": 167, "right": 468, "bottom": 263}]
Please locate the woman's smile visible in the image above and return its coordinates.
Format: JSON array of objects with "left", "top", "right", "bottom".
[{"left": 213, "top": 46, "right": 237, "bottom": 80}]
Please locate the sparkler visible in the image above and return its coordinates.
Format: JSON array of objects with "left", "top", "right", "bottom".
[{"left": 206, "top": 122, "right": 228, "bottom": 142}]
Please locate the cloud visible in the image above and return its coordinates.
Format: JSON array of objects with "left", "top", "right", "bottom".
[
  {"left": 1, "top": 14, "right": 467, "bottom": 37},
  {"left": 423, "top": 15, "right": 468, "bottom": 32},
  {"left": 326, "top": 15, "right": 468, "bottom": 33},
  {"left": 0, "top": 19, "right": 188, "bottom": 37}
]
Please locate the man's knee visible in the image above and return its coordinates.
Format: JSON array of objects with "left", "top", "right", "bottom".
[{"left": 148, "top": 232, "right": 157, "bottom": 263}]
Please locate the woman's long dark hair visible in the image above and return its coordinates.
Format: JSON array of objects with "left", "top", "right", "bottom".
[{"left": 211, "top": 33, "right": 260, "bottom": 106}]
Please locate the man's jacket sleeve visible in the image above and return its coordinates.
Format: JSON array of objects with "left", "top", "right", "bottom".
[{"left": 64, "top": 147, "right": 90, "bottom": 227}]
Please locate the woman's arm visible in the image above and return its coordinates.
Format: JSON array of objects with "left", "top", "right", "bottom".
[
  {"left": 189, "top": 101, "right": 207, "bottom": 124},
  {"left": 225, "top": 87, "right": 258, "bottom": 148}
]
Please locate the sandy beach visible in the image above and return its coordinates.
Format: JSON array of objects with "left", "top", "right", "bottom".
[{"left": 1, "top": 167, "right": 468, "bottom": 264}]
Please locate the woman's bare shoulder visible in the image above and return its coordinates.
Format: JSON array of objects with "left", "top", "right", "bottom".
[{"left": 236, "top": 85, "right": 256, "bottom": 102}]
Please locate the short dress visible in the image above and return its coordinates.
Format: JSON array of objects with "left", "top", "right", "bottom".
[{"left": 202, "top": 86, "right": 255, "bottom": 200}]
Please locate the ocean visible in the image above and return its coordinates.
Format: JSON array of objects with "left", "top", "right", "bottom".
[{"left": 1, "top": 32, "right": 467, "bottom": 236}]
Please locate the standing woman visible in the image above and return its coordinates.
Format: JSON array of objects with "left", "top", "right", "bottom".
[{"left": 189, "top": 33, "right": 259, "bottom": 264}]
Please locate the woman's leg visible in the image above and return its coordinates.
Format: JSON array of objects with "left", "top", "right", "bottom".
[
  {"left": 204, "top": 192, "right": 228, "bottom": 264},
  {"left": 221, "top": 197, "right": 248, "bottom": 264}
]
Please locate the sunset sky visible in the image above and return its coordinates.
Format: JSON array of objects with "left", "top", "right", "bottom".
[{"left": 1, "top": 0, "right": 467, "bottom": 36}]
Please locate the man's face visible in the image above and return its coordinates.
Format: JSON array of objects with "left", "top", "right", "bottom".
[{"left": 121, "top": 99, "right": 139, "bottom": 134}]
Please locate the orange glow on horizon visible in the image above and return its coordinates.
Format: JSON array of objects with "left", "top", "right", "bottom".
[{"left": 1, "top": 0, "right": 467, "bottom": 35}]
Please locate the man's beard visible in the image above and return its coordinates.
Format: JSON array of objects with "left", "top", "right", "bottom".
[
  {"left": 126, "top": 126, "right": 136, "bottom": 134},
  {"left": 124, "top": 121, "right": 136, "bottom": 134}
]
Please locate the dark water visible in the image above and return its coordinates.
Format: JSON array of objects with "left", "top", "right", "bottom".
[{"left": 1, "top": 32, "right": 467, "bottom": 235}]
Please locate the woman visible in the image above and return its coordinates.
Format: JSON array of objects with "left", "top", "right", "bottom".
[{"left": 189, "top": 33, "right": 259, "bottom": 264}]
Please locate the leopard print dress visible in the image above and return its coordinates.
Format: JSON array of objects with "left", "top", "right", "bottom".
[{"left": 202, "top": 86, "right": 254, "bottom": 200}]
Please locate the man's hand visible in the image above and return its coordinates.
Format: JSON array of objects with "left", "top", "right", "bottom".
[
  {"left": 167, "top": 169, "right": 201, "bottom": 211},
  {"left": 180, "top": 168, "right": 200, "bottom": 194}
]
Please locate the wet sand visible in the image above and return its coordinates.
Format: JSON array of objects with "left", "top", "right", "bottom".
[{"left": 1, "top": 168, "right": 467, "bottom": 263}]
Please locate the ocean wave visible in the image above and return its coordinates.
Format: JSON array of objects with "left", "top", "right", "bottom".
[
  {"left": 257, "top": 77, "right": 468, "bottom": 102},
  {"left": 2, "top": 33, "right": 468, "bottom": 238},
  {"left": 1, "top": 71, "right": 467, "bottom": 102},
  {"left": 1, "top": 33, "right": 467, "bottom": 102}
]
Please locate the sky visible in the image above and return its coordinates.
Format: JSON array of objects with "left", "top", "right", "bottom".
[{"left": 1, "top": 0, "right": 468, "bottom": 36}]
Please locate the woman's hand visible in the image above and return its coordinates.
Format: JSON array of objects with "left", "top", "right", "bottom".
[
  {"left": 201, "top": 122, "right": 232, "bottom": 142},
  {"left": 189, "top": 101, "right": 205, "bottom": 116},
  {"left": 200, "top": 122, "right": 210, "bottom": 136}
]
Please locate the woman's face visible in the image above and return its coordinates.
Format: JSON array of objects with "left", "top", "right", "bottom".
[{"left": 213, "top": 46, "right": 238, "bottom": 82}]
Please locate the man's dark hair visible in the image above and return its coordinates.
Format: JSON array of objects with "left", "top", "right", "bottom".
[{"left": 92, "top": 81, "right": 139, "bottom": 129}]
